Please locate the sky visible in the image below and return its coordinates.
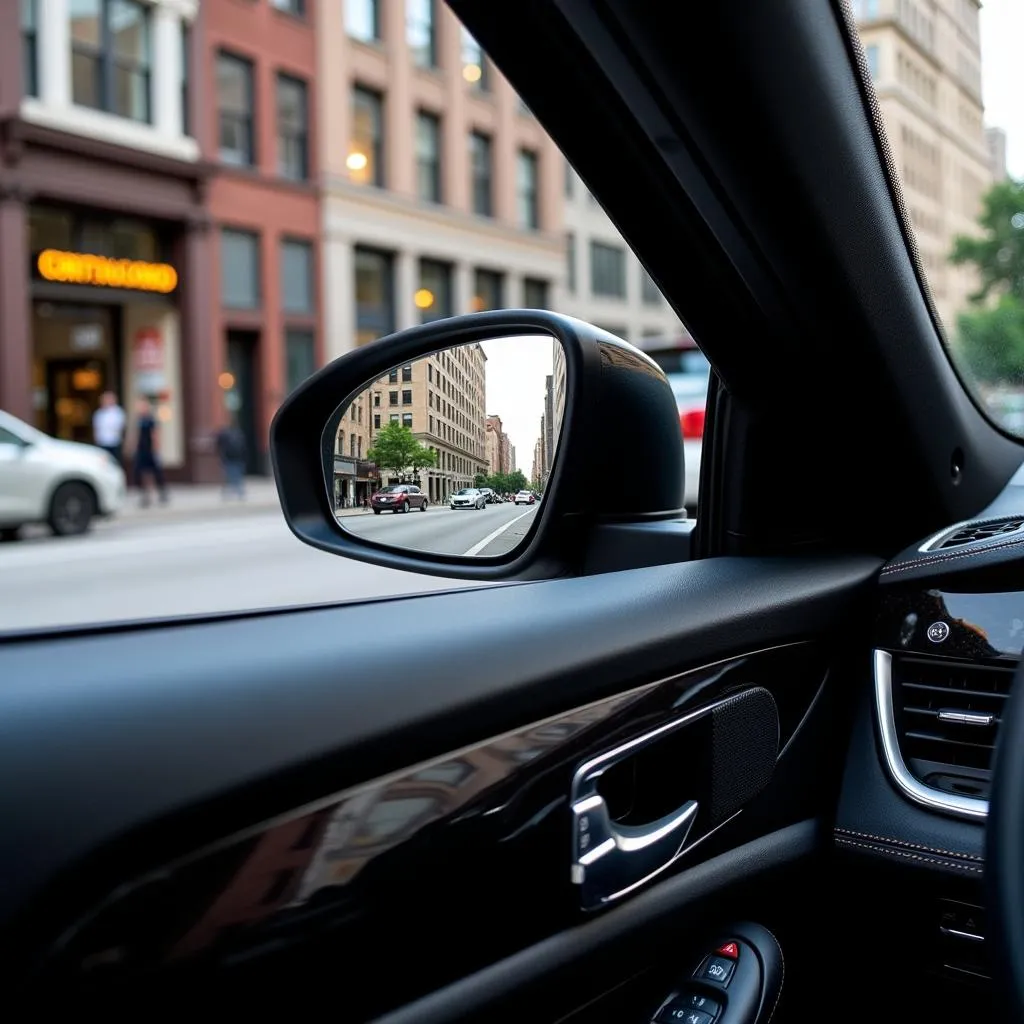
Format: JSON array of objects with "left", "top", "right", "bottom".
[
  {"left": 980, "top": 0, "right": 1023, "bottom": 178},
  {"left": 481, "top": 335, "right": 555, "bottom": 475}
]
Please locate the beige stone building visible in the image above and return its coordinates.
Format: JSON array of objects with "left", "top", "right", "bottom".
[
  {"left": 318, "top": 0, "right": 565, "bottom": 360},
  {"left": 335, "top": 341, "right": 489, "bottom": 505},
  {"left": 854, "top": 0, "right": 991, "bottom": 329}
]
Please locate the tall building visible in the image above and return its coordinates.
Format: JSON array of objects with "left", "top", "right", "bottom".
[
  {"left": 206, "top": 0, "right": 322, "bottom": 476},
  {"left": 485, "top": 413, "right": 510, "bottom": 475},
  {"left": 560, "top": 166, "right": 684, "bottom": 344},
  {"left": 317, "top": 0, "right": 564, "bottom": 358},
  {"left": 0, "top": 0, "right": 212, "bottom": 479},
  {"left": 335, "top": 341, "right": 488, "bottom": 506},
  {"left": 986, "top": 127, "right": 1009, "bottom": 182},
  {"left": 552, "top": 338, "right": 566, "bottom": 444},
  {"left": 854, "top": 0, "right": 992, "bottom": 328}
]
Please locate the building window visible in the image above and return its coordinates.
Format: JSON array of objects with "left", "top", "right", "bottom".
[
  {"left": 217, "top": 52, "right": 255, "bottom": 166},
  {"left": 374, "top": 414, "right": 381, "bottom": 429},
  {"left": 389, "top": 390, "right": 398, "bottom": 405},
  {"left": 388, "top": 368, "right": 398, "bottom": 383},
  {"left": 402, "top": 365, "right": 412, "bottom": 382},
  {"left": 221, "top": 230, "right": 261, "bottom": 309},
  {"left": 565, "top": 162, "right": 575, "bottom": 199},
  {"left": 517, "top": 150, "right": 539, "bottom": 229},
  {"left": 271, "top": 0, "right": 305, "bottom": 13},
  {"left": 180, "top": 22, "right": 190, "bottom": 135},
  {"left": 390, "top": 414, "right": 399, "bottom": 423},
  {"left": 461, "top": 29, "right": 488, "bottom": 89},
  {"left": 865, "top": 44, "right": 880, "bottom": 80},
  {"left": 640, "top": 268, "right": 662, "bottom": 305},
  {"left": 281, "top": 239, "right": 313, "bottom": 314},
  {"left": 566, "top": 232, "right": 576, "bottom": 293},
  {"left": 402, "top": 413, "right": 413, "bottom": 428},
  {"left": 22, "top": 0, "right": 37, "bottom": 97},
  {"left": 277, "top": 74, "right": 309, "bottom": 181},
  {"left": 346, "top": 0, "right": 380, "bottom": 42},
  {"left": 470, "top": 131, "right": 493, "bottom": 217},
  {"left": 407, "top": 0, "right": 436, "bottom": 67},
  {"left": 285, "top": 329, "right": 315, "bottom": 393},
  {"left": 419, "top": 259, "right": 453, "bottom": 323},
  {"left": 355, "top": 247, "right": 394, "bottom": 347},
  {"left": 416, "top": 112, "right": 442, "bottom": 203},
  {"left": 350, "top": 86, "right": 384, "bottom": 186},
  {"left": 71, "top": 0, "right": 151, "bottom": 123},
  {"left": 473, "top": 269, "right": 503, "bottom": 311},
  {"left": 524, "top": 279, "right": 548, "bottom": 309},
  {"left": 402, "top": 390, "right": 413, "bottom": 405},
  {"left": 590, "top": 242, "right": 626, "bottom": 298}
]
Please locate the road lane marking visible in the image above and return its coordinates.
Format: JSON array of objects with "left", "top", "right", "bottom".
[{"left": 461, "top": 508, "right": 536, "bottom": 557}]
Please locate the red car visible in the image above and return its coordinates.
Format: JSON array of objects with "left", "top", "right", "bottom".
[{"left": 370, "top": 484, "right": 428, "bottom": 513}]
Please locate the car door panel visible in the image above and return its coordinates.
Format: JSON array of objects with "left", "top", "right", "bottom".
[{"left": 0, "top": 554, "right": 879, "bottom": 1013}]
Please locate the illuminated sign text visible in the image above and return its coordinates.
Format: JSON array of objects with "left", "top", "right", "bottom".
[{"left": 37, "top": 249, "right": 178, "bottom": 294}]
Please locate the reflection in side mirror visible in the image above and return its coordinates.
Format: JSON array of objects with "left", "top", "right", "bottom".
[{"left": 326, "top": 333, "right": 565, "bottom": 559}]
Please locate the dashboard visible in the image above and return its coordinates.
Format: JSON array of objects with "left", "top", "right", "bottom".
[{"left": 836, "top": 506, "right": 1024, "bottom": 996}]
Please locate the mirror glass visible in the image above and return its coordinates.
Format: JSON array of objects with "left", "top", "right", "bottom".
[{"left": 328, "top": 333, "right": 564, "bottom": 558}]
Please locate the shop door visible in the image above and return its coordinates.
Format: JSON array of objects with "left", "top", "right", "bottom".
[
  {"left": 226, "top": 331, "right": 261, "bottom": 475},
  {"left": 46, "top": 360, "right": 107, "bottom": 444}
]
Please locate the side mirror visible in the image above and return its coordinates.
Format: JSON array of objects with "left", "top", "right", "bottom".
[{"left": 270, "top": 310, "right": 687, "bottom": 581}]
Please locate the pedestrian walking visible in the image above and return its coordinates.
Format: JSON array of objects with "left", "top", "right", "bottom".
[
  {"left": 215, "top": 419, "right": 247, "bottom": 500},
  {"left": 92, "top": 390, "right": 126, "bottom": 465},
  {"left": 133, "top": 397, "right": 168, "bottom": 507}
]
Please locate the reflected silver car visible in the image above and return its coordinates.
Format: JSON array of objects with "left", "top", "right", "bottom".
[{"left": 450, "top": 487, "right": 487, "bottom": 510}]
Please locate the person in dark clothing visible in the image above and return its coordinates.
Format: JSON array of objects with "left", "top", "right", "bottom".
[
  {"left": 133, "top": 397, "right": 168, "bottom": 507},
  {"left": 215, "top": 419, "right": 248, "bottom": 500}
]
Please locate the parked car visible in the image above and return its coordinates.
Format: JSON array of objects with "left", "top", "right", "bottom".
[
  {"left": 450, "top": 487, "right": 487, "bottom": 510},
  {"left": 633, "top": 333, "right": 709, "bottom": 513},
  {"left": 514, "top": 490, "right": 535, "bottom": 505},
  {"left": 479, "top": 487, "right": 499, "bottom": 504},
  {"left": 369, "top": 484, "right": 428, "bottom": 513},
  {"left": 0, "top": 408, "right": 126, "bottom": 538}
]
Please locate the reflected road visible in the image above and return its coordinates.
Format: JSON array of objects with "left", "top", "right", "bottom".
[{"left": 343, "top": 501, "right": 539, "bottom": 557}]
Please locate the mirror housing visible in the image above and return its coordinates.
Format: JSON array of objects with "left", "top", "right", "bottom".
[{"left": 270, "top": 310, "right": 686, "bottom": 581}]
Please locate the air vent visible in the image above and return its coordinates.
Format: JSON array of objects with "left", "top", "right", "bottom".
[
  {"left": 934, "top": 518, "right": 1024, "bottom": 549},
  {"left": 893, "top": 655, "right": 1014, "bottom": 776}
]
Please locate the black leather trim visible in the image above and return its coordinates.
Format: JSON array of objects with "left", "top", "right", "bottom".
[{"left": 834, "top": 684, "right": 985, "bottom": 876}]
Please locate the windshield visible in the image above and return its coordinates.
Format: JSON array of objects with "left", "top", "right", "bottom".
[
  {"left": 378, "top": 485, "right": 404, "bottom": 493},
  {"left": 455, "top": 489, "right": 476, "bottom": 496}
]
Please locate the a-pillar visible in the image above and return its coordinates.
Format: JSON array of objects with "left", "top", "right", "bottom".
[{"left": 0, "top": 190, "right": 32, "bottom": 422}]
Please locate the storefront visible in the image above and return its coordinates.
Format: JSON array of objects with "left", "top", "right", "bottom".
[
  {"left": 28, "top": 208, "right": 187, "bottom": 469},
  {"left": 333, "top": 457, "right": 379, "bottom": 509}
]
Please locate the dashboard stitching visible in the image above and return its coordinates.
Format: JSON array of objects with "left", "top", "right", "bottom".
[
  {"left": 762, "top": 926, "right": 784, "bottom": 1024},
  {"left": 835, "top": 836, "right": 983, "bottom": 874},
  {"left": 834, "top": 827, "right": 983, "bottom": 862},
  {"left": 880, "top": 535, "right": 1024, "bottom": 576}
]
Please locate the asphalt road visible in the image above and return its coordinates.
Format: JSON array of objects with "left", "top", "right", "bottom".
[
  {"left": 0, "top": 508, "right": 491, "bottom": 633},
  {"left": 343, "top": 500, "right": 539, "bottom": 556}
]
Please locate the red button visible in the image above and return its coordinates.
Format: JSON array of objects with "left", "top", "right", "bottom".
[{"left": 716, "top": 941, "right": 739, "bottom": 959}]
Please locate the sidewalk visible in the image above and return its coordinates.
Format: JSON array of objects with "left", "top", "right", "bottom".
[{"left": 117, "top": 478, "right": 375, "bottom": 523}]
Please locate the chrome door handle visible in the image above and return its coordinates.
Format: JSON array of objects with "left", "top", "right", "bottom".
[{"left": 570, "top": 704, "right": 717, "bottom": 911}]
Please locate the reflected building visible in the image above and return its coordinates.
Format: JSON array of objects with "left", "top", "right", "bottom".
[{"left": 485, "top": 413, "right": 511, "bottom": 475}]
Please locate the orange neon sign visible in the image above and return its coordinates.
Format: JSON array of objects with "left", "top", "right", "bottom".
[{"left": 37, "top": 249, "right": 178, "bottom": 294}]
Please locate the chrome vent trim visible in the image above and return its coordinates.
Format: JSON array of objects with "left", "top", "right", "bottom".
[
  {"left": 873, "top": 649, "right": 988, "bottom": 821},
  {"left": 918, "top": 516, "right": 1024, "bottom": 553}
]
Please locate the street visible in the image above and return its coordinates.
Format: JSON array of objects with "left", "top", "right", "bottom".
[
  {"left": 343, "top": 500, "right": 539, "bottom": 556},
  {"left": 0, "top": 505, "right": 496, "bottom": 632}
]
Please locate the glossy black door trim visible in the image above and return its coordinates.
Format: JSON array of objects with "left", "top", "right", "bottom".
[{"left": 375, "top": 820, "right": 817, "bottom": 1024}]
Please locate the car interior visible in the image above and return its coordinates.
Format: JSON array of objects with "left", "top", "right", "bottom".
[{"left": 4, "top": 1, "right": 1024, "bottom": 1020}]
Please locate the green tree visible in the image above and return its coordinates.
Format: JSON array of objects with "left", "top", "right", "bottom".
[
  {"left": 367, "top": 422, "right": 438, "bottom": 479},
  {"left": 954, "top": 297, "right": 1024, "bottom": 385},
  {"left": 506, "top": 470, "right": 528, "bottom": 493},
  {"left": 950, "top": 178, "right": 1024, "bottom": 304},
  {"left": 474, "top": 472, "right": 488, "bottom": 488}
]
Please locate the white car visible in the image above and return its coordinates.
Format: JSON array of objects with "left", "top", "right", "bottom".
[
  {"left": 0, "top": 409, "right": 127, "bottom": 538},
  {"left": 450, "top": 487, "right": 487, "bottom": 510},
  {"left": 514, "top": 491, "right": 535, "bottom": 505}
]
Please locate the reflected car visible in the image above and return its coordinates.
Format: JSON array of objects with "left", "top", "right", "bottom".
[
  {"left": 450, "top": 488, "right": 487, "bottom": 510},
  {"left": 632, "top": 333, "right": 709, "bottom": 512},
  {"left": 370, "top": 484, "right": 428, "bottom": 514},
  {"left": 514, "top": 491, "right": 535, "bottom": 505},
  {"left": 0, "top": 408, "right": 126, "bottom": 538}
]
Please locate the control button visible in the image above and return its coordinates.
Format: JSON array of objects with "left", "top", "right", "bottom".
[
  {"left": 697, "top": 955, "right": 735, "bottom": 986},
  {"left": 715, "top": 940, "right": 739, "bottom": 959},
  {"left": 657, "top": 992, "right": 721, "bottom": 1022},
  {"left": 658, "top": 1008, "right": 715, "bottom": 1024}
]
